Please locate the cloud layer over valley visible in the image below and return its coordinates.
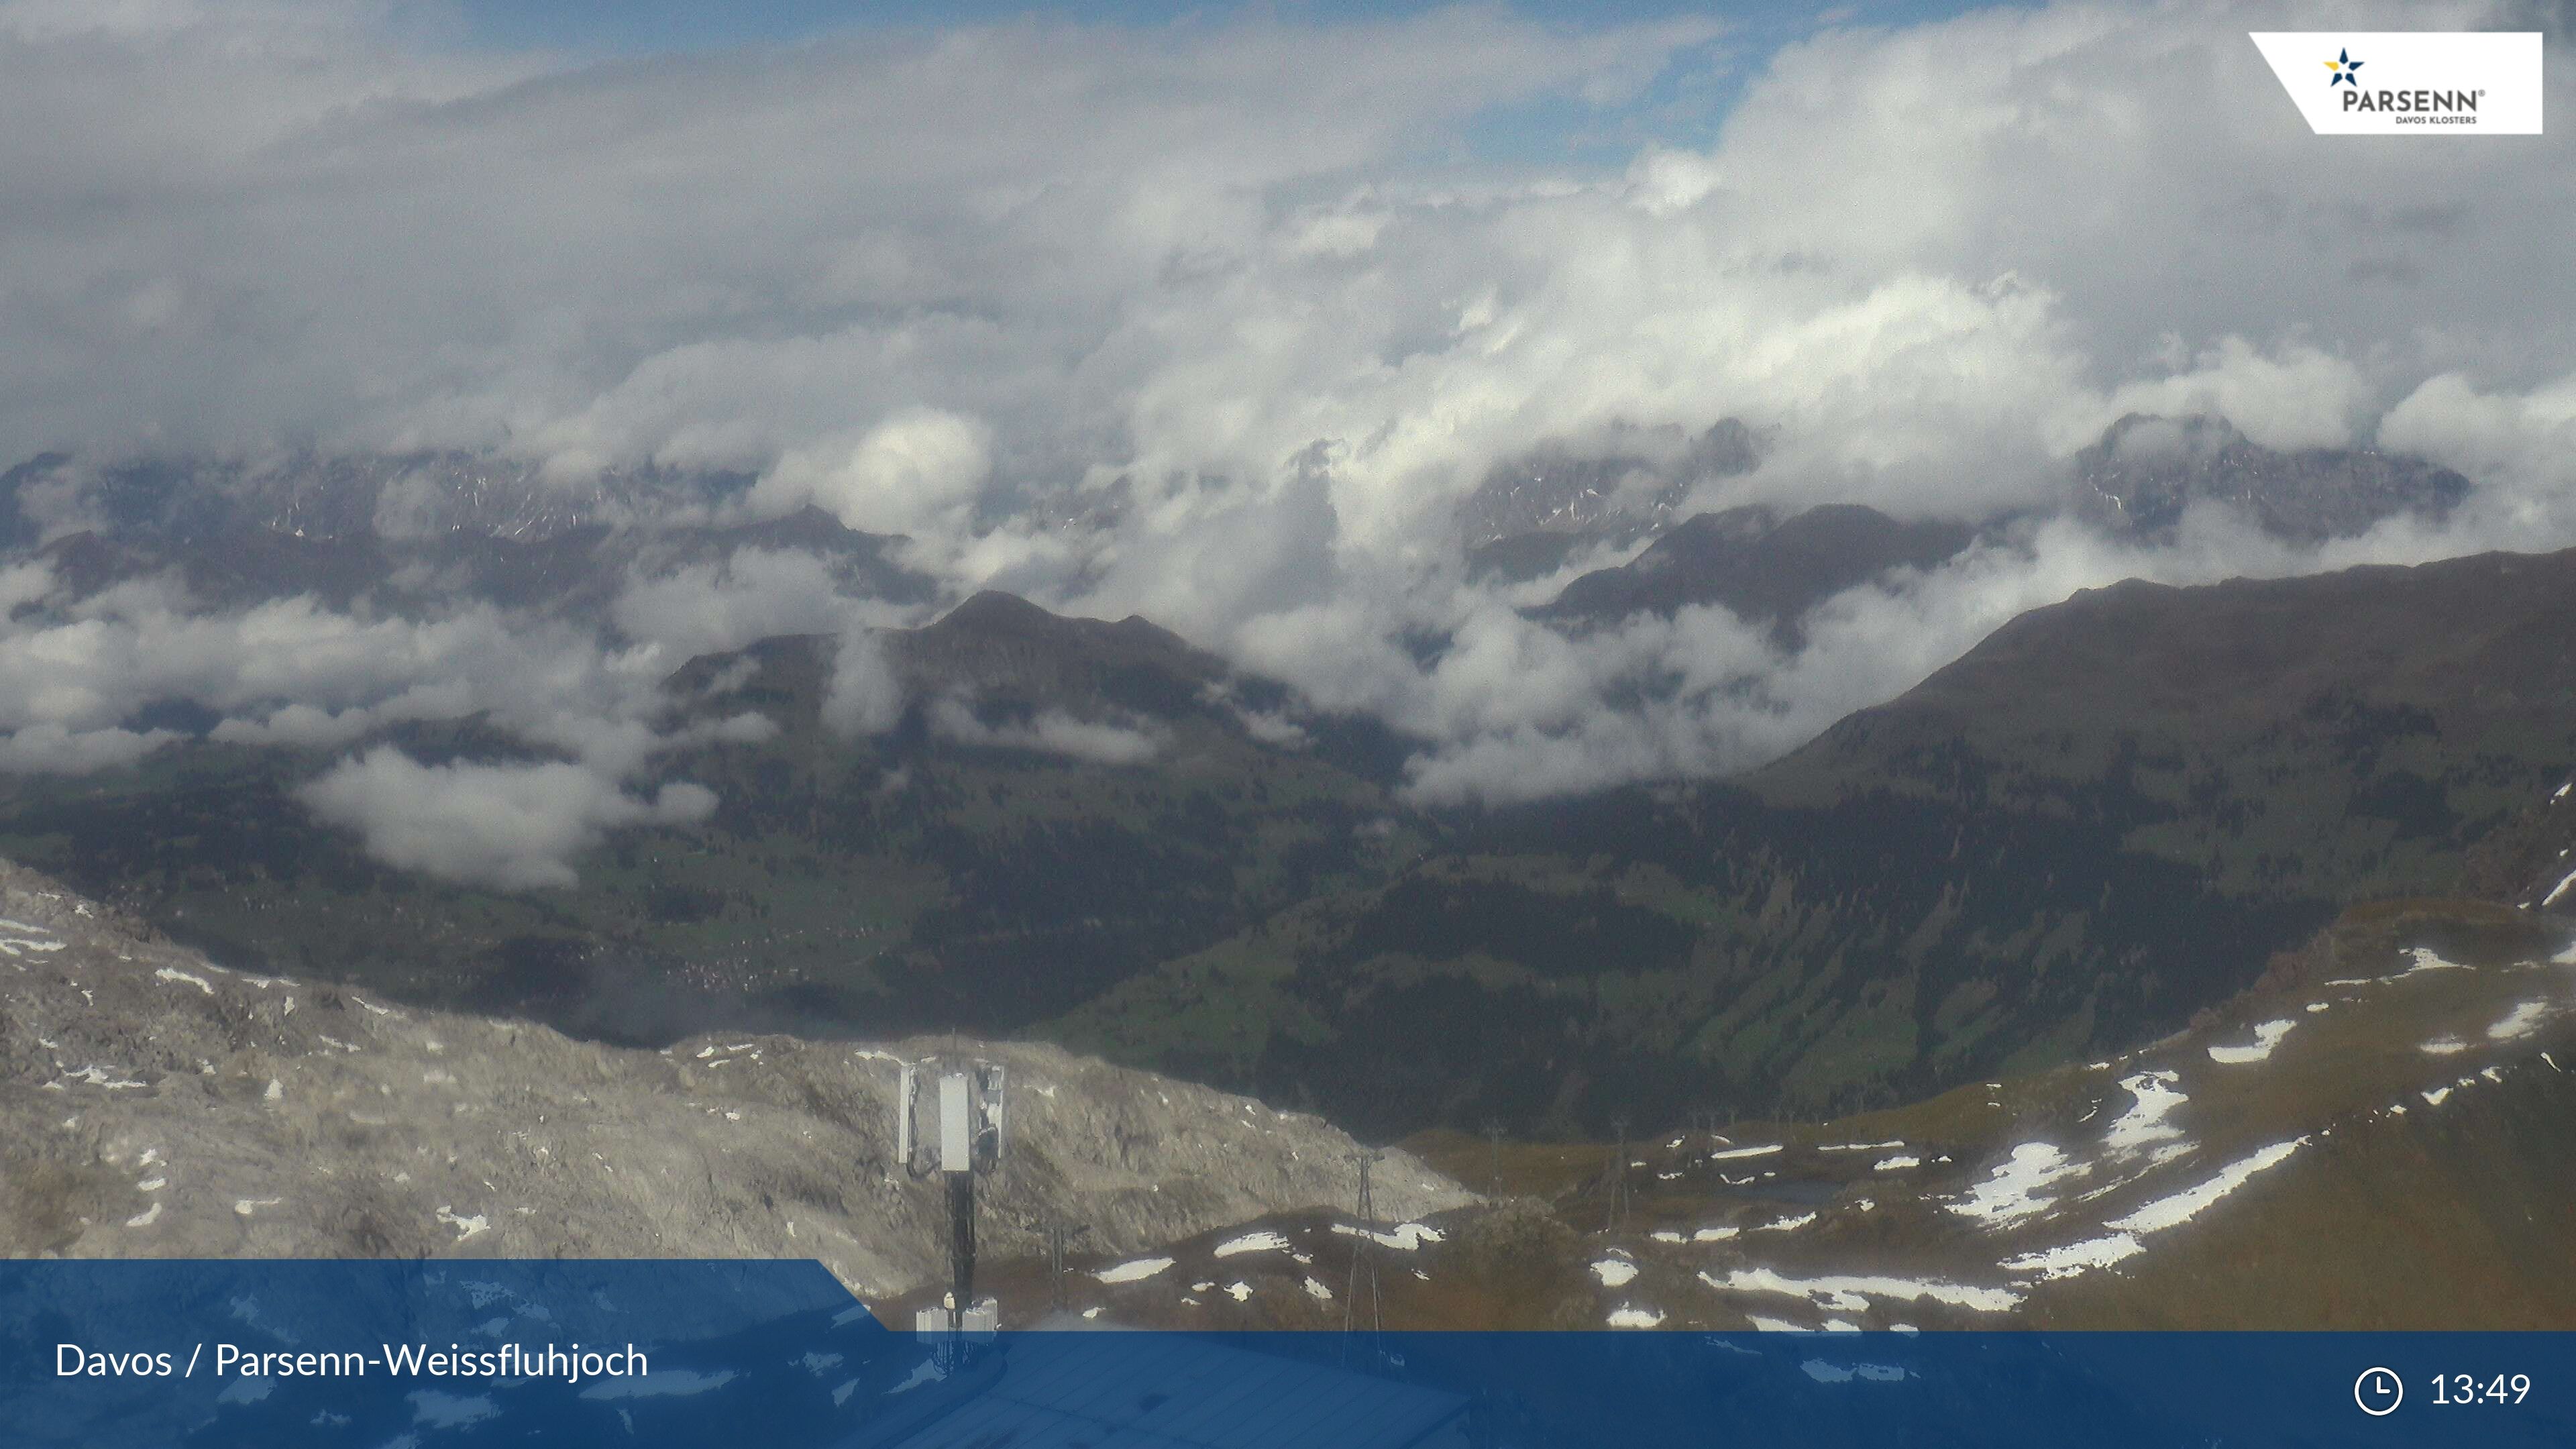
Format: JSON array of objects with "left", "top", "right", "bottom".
[{"left": 0, "top": 0, "right": 2572, "bottom": 878}]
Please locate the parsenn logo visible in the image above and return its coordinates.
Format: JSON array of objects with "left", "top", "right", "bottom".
[{"left": 2250, "top": 32, "right": 2542, "bottom": 135}]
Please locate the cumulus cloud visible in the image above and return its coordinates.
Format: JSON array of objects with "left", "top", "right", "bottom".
[
  {"left": 0, "top": 722, "right": 177, "bottom": 774},
  {"left": 610, "top": 547, "right": 914, "bottom": 667},
  {"left": 0, "top": 587, "right": 663, "bottom": 755},
  {"left": 928, "top": 698, "right": 1163, "bottom": 765},
  {"left": 822, "top": 631, "right": 904, "bottom": 738},
  {"left": 299, "top": 747, "right": 717, "bottom": 892},
  {"left": 207, "top": 684, "right": 476, "bottom": 750},
  {"left": 0, "top": 0, "right": 2570, "bottom": 808},
  {"left": 751, "top": 409, "right": 994, "bottom": 541}
]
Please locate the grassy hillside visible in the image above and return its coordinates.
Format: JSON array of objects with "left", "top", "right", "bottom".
[
  {"left": 1065, "top": 551, "right": 2576, "bottom": 1135},
  {"left": 1030, "top": 898, "right": 2576, "bottom": 1332}
]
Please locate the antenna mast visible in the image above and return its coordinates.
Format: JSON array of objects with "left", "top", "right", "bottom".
[{"left": 895, "top": 1054, "right": 1008, "bottom": 1350}]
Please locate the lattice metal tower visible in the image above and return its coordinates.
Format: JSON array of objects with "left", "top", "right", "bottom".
[
  {"left": 1601, "top": 1115, "right": 1632, "bottom": 1234},
  {"left": 1342, "top": 1150, "right": 1385, "bottom": 1342}
]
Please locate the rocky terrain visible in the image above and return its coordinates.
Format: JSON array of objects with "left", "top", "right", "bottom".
[
  {"left": 2070, "top": 413, "right": 2470, "bottom": 544},
  {"left": 1456, "top": 419, "right": 1764, "bottom": 582},
  {"left": 0, "top": 859, "right": 1470, "bottom": 1305}
]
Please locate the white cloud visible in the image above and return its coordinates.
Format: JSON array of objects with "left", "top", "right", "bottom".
[
  {"left": 206, "top": 686, "right": 471, "bottom": 751},
  {"left": 751, "top": 409, "right": 994, "bottom": 539},
  {"left": 928, "top": 698, "right": 1161, "bottom": 765},
  {"left": 610, "top": 547, "right": 910, "bottom": 667},
  {"left": 2095, "top": 341, "right": 2377, "bottom": 453},
  {"left": 821, "top": 630, "right": 904, "bottom": 738},
  {"left": 0, "top": 722, "right": 176, "bottom": 773},
  {"left": 0, "top": 1, "right": 2569, "bottom": 804},
  {"left": 299, "top": 747, "right": 716, "bottom": 891}
]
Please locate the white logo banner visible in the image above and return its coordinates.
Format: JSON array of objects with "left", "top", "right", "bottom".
[{"left": 2249, "top": 32, "right": 2542, "bottom": 135}]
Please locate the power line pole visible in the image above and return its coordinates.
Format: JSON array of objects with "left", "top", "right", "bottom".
[
  {"left": 1045, "top": 1219, "right": 1088, "bottom": 1313},
  {"left": 1342, "top": 1150, "right": 1383, "bottom": 1346}
]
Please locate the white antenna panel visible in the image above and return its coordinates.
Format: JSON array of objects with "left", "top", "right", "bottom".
[{"left": 939, "top": 1071, "right": 972, "bottom": 1173}]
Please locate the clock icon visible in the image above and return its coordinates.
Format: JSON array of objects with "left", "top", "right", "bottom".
[{"left": 2356, "top": 1366, "right": 2405, "bottom": 1416}]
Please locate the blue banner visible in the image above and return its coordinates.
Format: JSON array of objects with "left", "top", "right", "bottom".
[{"left": 2, "top": 1260, "right": 2569, "bottom": 1446}]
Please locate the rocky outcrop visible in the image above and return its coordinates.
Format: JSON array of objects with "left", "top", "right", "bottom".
[{"left": 0, "top": 859, "right": 1469, "bottom": 1305}]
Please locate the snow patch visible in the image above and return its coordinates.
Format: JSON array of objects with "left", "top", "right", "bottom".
[
  {"left": 2207, "top": 1020, "right": 2295, "bottom": 1065},
  {"left": 2330, "top": 949, "right": 2471, "bottom": 986},
  {"left": 2105, "top": 1140, "right": 2304, "bottom": 1235},
  {"left": 435, "top": 1208, "right": 490, "bottom": 1241},
  {"left": 1948, "top": 1142, "right": 2084, "bottom": 1226},
  {"left": 1605, "top": 1306, "right": 1664, "bottom": 1328},
  {"left": 1703, "top": 1267, "right": 2021, "bottom": 1313},
  {"left": 1213, "top": 1231, "right": 1289, "bottom": 1258},
  {"left": 1093, "top": 1257, "right": 1173, "bottom": 1285},
  {"left": 155, "top": 967, "right": 214, "bottom": 995},
  {"left": 2102, "top": 1071, "right": 2187, "bottom": 1157},
  {"left": 1331, "top": 1222, "right": 1443, "bottom": 1250},
  {"left": 2000, "top": 1234, "right": 2142, "bottom": 1281},
  {"left": 2487, "top": 1001, "right": 2548, "bottom": 1040},
  {"left": 1592, "top": 1259, "right": 1639, "bottom": 1287}
]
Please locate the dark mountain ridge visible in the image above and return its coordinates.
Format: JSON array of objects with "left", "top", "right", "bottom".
[
  {"left": 1519, "top": 411, "right": 2471, "bottom": 645},
  {"left": 1531, "top": 502, "right": 1975, "bottom": 639}
]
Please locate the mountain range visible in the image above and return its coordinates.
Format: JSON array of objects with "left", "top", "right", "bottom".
[{"left": 0, "top": 421, "right": 2556, "bottom": 1146}]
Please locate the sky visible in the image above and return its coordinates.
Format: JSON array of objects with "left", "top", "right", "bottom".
[
  {"left": 0, "top": 0, "right": 2569, "bottom": 885},
  {"left": 445, "top": 0, "right": 1996, "bottom": 62}
]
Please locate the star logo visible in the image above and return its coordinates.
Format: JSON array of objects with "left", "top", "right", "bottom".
[{"left": 2324, "top": 48, "right": 2363, "bottom": 86}]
